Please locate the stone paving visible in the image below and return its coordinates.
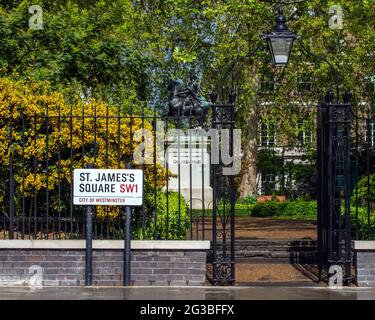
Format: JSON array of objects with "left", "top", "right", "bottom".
[
  {"left": 0, "top": 286, "right": 374, "bottom": 300},
  {"left": 193, "top": 217, "right": 317, "bottom": 240}
]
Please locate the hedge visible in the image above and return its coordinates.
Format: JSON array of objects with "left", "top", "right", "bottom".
[{"left": 250, "top": 199, "right": 317, "bottom": 219}]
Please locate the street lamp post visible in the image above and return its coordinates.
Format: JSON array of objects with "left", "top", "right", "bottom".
[
  {"left": 212, "top": 9, "right": 297, "bottom": 286},
  {"left": 266, "top": 9, "right": 297, "bottom": 67},
  {"left": 219, "top": 9, "right": 296, "bottom": 91},
  {"left": 266, "top": 9, "right": 353, "bottom": 285},
  {"left": 217, "top": 8, "right": 353, "bottom": 285}
]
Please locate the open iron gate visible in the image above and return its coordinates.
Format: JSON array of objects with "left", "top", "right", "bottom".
[{"left": 317, "top": 90, "right": 352, "bottom": 284}]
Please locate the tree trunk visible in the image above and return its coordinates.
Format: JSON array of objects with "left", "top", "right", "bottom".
[{"left": 238, "top": 64, "right": 259, "bottom": 198}]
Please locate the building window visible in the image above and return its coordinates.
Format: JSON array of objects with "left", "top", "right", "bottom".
[
  {"left": 260, "top": 75, "right": 275, "bottom": 94},
  {"left": 365, "top": 118, "right": 374, "bottom": 147},
  {"left": 261, "top": 172, "right": 277, "bottom": 194},
  {"left": 297, "top": 77, "right": 312, "bottom": 93},
  {"left": 297, "top": 120, "right": 313, "bottom": 146},
  {"left": 259, "top": 122, "right": 276, "bottom": 147},
  {"left": 365, "top": 82, "right": 375, "bottom": 95},
  {"left": 365, "top": 76, "right": 375, "bottom": 95}
]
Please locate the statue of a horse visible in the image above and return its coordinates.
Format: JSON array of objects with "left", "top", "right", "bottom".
[{"left": 167, "top": 79, "right": 209, "bottom": 118}]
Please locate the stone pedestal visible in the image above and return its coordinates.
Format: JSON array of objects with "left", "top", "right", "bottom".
[{"left": 165, "top": 136, "right": 213, "bottom": 210}]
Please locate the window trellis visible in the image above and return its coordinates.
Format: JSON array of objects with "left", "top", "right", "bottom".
[
  {"left": 259, "top": 122, "right": 276, "bottom": 147},
  {"left": 261, "top": 172, "right": 277, "bottom": 194},
  {"left": 259, "top": 74, "right": 275, "bottom": 94},
  {"left": 297, "top": 77, "right": 312, "bottom": 93},
  {"left": 365, "top": 118, "right": 374, "bottom": 147},
  {"left": 297, "top": 119, "right": 313, "bottom": 146}
]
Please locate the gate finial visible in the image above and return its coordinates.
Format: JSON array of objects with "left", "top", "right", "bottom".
[{"left": 325, "top": 90, "right": 334, "bottom": 103}]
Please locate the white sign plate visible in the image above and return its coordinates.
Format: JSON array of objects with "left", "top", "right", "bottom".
[{"left": 73, "top": 169, "right": 143, "bottom": 206}]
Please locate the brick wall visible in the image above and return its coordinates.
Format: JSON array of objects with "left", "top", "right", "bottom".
[
  {"left": 355, "top": 250, "right": 375, "bottom": 287},
  {"left": 0, "top": 241, "right": 209, "bottom": 287}
]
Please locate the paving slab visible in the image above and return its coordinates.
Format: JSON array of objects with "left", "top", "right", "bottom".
[{"left": 0, "top": 286, "right": 374, "bottom": 300}]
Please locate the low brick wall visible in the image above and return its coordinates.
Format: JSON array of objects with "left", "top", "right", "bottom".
[
  {"left": 0, "top": 240, "right": 209, "bottom": 287},
  {"left": 354, "top": 241, "right": 375, "bottom": 287}
]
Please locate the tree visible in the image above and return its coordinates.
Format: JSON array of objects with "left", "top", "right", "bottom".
[
  {"left": 0, "top": 0, "right": 374, "bottom": 199},
  {"left": 194, "top": 0, "right": 375, "bottom": 196},
  {"left": 0, "top": 0, "right": 152, "bottom": 108}
]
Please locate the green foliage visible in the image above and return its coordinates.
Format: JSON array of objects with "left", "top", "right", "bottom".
[
  {"left": 251, "top": 200, "right": 284, "bottom": 217},
  {"left": 350, "top": 205, "right": 375, "bottom": 239},
  {"left": 0, "top": 1, "right": 373, "bottom": 212},
  {"left": 249, "top": 198, "right": 375, "bottom": 238},
  {"left": 0, "top": 0, "right": 151, "bottom": 107},
  {"left": 256, "top": 148, "right": 316, "bottom": 198},
  {"left": 0, "top": 1, "right": 373, "bottom": 121},
  {"left": 354, "top": 173, "right": 375, "bottom": 206},
  {"left": 236, "top": 196, "right": 256, "bottom": 206},
  {"left": 282, "top": 200, "right": 317, "bottom": 219},
  {"left": 232, "top": 197, "right": 257, "bottom": 215},
  {"left": 141, "top": 191, "right": 188, "bottom": 240},
  {"left": 256, "top": 149, "right": 282, "bottom": 175},
  {"left": 251, "top": 199, "right": 317, "bottom": 219},
  {"left": 349, "top": 173, "right": 375, "bottom": 240},
  {"left": 0, "top": 1, "right": 373, "bottom": 111}
]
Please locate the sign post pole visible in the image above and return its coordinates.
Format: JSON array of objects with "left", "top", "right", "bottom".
[
  {"left": 124, "top": 205, "right": 132, "bottom": 286},
  {"left": 124, "top": 162, "right": 132, "bottom": 286},
  {"left": 85, "top": 204, "right": 93, "bottom": 286},
  {"left": 85, "top": 163, "right": 93, "bottom": 286}
]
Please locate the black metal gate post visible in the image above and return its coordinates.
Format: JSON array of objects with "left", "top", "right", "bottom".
[
  {"left": 85, "top": 204, "right": 93, "bottom": 286},
  {"left": 317, "top": 90, "right": 352, "bottom": 284},
  {"left": 9, "top": 104, "right": 14, "bottom": 240},
  {"left": 85, "top": 163, "right": 93, "bottom": 286},
  {"left": 210, "top": 92, "right": 236, "bottom": 285},
  {"left": 123, "top": 162, "right": 132, "bottom": 286},
  {"left": 317, "top": 101, "right": 325, "bottom": 281},
  {"left": 123, "top": 205, "right": 132, "bottom": 286}
]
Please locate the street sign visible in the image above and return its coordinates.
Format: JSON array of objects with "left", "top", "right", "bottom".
[{"left": 73, "top": 169, "right": 143, "bottom": 206}]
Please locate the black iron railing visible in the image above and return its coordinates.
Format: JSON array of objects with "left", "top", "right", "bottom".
[
  {"left": 0, "top": 106, "right": 214, "bottom": 241},
  {"left": 1, "top": 95, "right": 238, "bottom": 285}
]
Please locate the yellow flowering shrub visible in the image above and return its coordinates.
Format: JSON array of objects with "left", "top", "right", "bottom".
[{"left": 0, "top": 78, "right": 166, "bottom": 221}]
